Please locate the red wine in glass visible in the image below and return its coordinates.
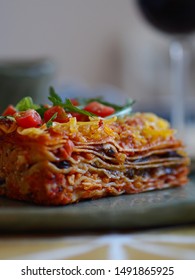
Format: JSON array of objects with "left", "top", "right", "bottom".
[
  {"left": 135, "top": 0, "right": 195, "bottom": 134},
  {"left": 136, "top": 0, "right": 195, "bottom": 34}
]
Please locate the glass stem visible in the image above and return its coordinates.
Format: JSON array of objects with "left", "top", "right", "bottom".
[{"left": 169, "top": 41, "right": 188, "bottom": 137}]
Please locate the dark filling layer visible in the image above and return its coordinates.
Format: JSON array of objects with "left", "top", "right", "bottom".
[
  {"left": 124, "top": 166, "right": 174, "bottom": 179},
  {"left": 131, "top": 151, "right": 183, "bottom": 163},
  {"left": 53, "top": 160, "right": 71, "bottom": 169}
]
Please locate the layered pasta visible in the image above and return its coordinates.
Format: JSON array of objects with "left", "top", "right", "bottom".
[{"left": 0, "top": 112, "right": 189, "bottom": 205}]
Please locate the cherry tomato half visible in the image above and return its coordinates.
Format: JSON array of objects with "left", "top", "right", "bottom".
[
  {"left": 44, "top": 106, "right": 69, "bottom": 123},
  {"left": 2, "top": 105, "right": 17, "bottom": 116},
  {"left": 84, "top": 101, "right": 115, "bottom": 118},
  {"left": 15, "top": 109, "right": 42, "bottom": 128}
]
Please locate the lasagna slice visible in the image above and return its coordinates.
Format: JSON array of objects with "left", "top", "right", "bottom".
[{"left": 0, "top": 93, "right": 189, "bottom": 205}]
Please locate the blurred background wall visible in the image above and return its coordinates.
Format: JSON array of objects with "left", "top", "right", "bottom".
[
  {"left": 0, "top": 0, "right": 195, "bottom": 116},
  {"left": 0, "top": 0, "right": 133, "bottom": 85}
]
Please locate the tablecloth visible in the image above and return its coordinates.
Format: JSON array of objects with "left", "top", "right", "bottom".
[{"left": 1, "top": 226, "right": 195, "bottom": 260}]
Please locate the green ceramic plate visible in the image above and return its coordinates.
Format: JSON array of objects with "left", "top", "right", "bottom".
[{"left": 0, "top": 175, "right": 195, "bottom": 233}]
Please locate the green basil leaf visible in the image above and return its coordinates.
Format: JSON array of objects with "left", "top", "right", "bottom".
[{"left": 16, "top": 97, "right": 39, "bottom": 111}]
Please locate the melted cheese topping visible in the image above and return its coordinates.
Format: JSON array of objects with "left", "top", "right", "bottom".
[{"left": 0, "top": 113, "right": 176, "bottom": 150}]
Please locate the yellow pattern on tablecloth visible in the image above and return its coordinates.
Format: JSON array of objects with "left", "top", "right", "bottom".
[{"left": 0, "top": 226, "right": 195, "bottom": 260}]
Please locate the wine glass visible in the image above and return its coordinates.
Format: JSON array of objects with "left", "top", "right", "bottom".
[{"left": 134, "top": 0, "right": 195, "bottom": 137}]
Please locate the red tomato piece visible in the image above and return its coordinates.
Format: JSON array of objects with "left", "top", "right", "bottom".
[
  {"left": 44, "top": 106, "right": 69, "bottom": 123},
  {"left": 15, "top": 109, "right": 42, "bottom": 128},
  {"left": 84, "top": 102, "right": 115, "bottom": 118},
  {"left": 70, "top": 99, "right": 79, "bottom": 106},
  {"left": 2, "top": 105, "right": 17, "bottom": 116},
  {"left": 63, "top": 140, "right": 74, "bottom": 158},
  {"left": 71, "top": 112, "right": 88, "bottom": 122}
]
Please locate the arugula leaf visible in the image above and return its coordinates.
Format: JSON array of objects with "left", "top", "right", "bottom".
[
  {"left": 46, "top": 112, "right": 58, "bottom": 128},
  {"left": 48, "top": 86, "right": 63, "bottom": 105},
  {"left": 63, "top": 99, "right": 96, "bottom": 117},
  {"left": 48, "top": 87, "right": 135, "bottom": 119},
  {"left": 16, "top": 97, "right": 39, "bottom": 111},
  {"left": 48, "top": 87, "right": 96, "bottom": 117}
]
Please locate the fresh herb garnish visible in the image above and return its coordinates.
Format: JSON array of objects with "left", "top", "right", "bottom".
[
  {"left": 76, "top": 96, "right": 135, "bottom": 118},
  {"left": 48, "top": 87, "right": 96, "bottom": 117},
  {"left": 48, "top": 87, "right": 63, "bottom": 106},
  {"left": 12, "top": 87, "right": 135, "bottom": 122},
  {"left": 36, "top": 105, "right": 48, "bottom": 118},
  {"left": 63, "top": 99, "right": 96, "bottom": 117},
  {"left": 16, "top": 97, "right": 39, "bottom": 111},
  {"left": 15, "top": 96, "right": 47, "bottom": 118},
  {"left": 46, "top": 112, "right": 58, "bottom": 128},
  {"left": 105, "top": 99, "right": 135, "bottom": 119}
]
